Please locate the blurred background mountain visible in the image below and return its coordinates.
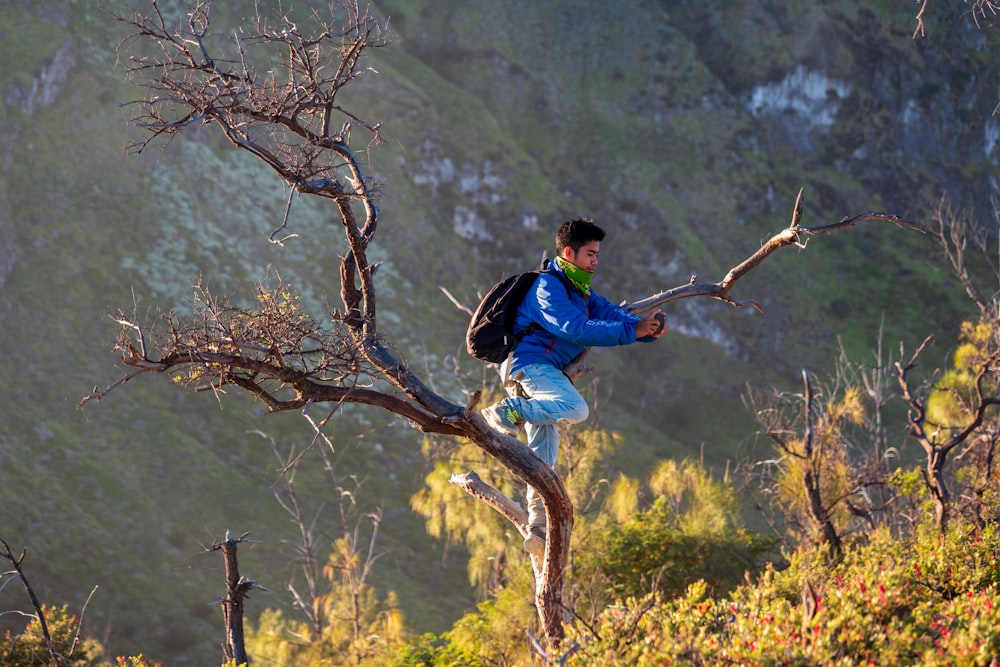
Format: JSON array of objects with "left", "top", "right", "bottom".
[{"left": 0, "top": 0, "right": 996, "bottom": 662}]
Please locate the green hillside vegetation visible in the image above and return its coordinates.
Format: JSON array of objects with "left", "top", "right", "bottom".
[{"left": 0, "top": 0, "right": 998, "bottom": 664}]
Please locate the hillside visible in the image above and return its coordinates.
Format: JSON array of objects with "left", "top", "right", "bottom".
[{"left": 0, "top": 0, "right": 996, "bottom": 663}]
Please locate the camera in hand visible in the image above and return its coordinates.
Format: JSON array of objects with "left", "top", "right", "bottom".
[{"left": 653, "top": 312, "right": 665, "bottom": 335}]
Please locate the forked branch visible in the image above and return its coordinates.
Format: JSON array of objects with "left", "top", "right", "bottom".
[
  {"left": 625, "top": 189, "right": 922, "bottom": 316},
  {"left": 564, "top": 189, "right": 920, "bottom": 378}
]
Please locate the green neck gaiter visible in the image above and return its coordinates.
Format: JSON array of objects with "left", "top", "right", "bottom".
[{"left": 556, "top": 256, "right": 593, "bottom": 297}]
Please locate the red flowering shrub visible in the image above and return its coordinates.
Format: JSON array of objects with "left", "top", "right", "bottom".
[{"left": 566, "top": 521, "right": 1000, "bottom": 665}]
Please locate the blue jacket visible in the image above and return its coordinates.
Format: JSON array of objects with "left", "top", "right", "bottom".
[{"left": 510, "top": 259, "right": 644, "bottom": 372}]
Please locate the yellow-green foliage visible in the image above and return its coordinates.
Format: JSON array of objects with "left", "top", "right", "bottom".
[
  {"left": 243, "top": 609, "right": 304, "bottom": 666},
  {"left": 606, "top": 473, "right": 641, "bottom": 523},
  {"left": 566, "top": 520, "right": 1000, "bottom": 666},
  {"left": 926, "top": 317, "right": 1000, "bottom": 433},
  {"left": 576, "top": 458, "right": 779, "bottom": 603},
  {"left": 380, "top": 565, "right": 540, "bottom": 667},
  {"left": 243, "top": 529, "right": 408, "bottom": 666},
  {"left": 400, "top": 452, "right": 780, "bottom": 666},
  {"left": 649, "top": 459, "right": 743, "bottom": 536},
  {"left": 441, "top": 581, "right": 538, "bottom": 666},
  {"left": 245, "top": 588, "right": 406, "bottom": 666},
  {"left": 411, "top": 421, "right": 622, "bottom": 595},
  {"left": 0, "top": 605, "right": 105, "bottom": 666},
  {"left": 561, "top": 426, "right": 622, "bottom": 515},
  {"left": 770, "top": 386, "right": 864, "bottom": 543},
  {"left": 774, "top": 443, "right": 854, "bottom": 539},
  {"left": 410, "top": 446, "right": 523, "bottom": 594}
]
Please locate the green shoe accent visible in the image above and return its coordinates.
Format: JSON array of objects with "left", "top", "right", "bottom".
[{"left": 482, "top": 403, "right": 522, "bottom": 437}]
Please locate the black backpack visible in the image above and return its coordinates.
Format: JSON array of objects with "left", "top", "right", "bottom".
[{"left": 466, "top": 268, "right": 570, "bottom": 363}]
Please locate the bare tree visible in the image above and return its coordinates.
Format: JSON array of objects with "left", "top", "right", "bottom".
[
  {"left": 895, "top": 334, "right": 1000, "bottom": 532},
  {"left": 929, "top": 193, "right": 1000, "bottom": 315},
  {"left": 749, "top": 320, "right": 1000, "bottom": 542},
  {"left": 748, "top": 370, "right": 848, "bottom": 556},
  {"left": 742, "top": 322, "right": 944, "bottom": 553},
  {"left": 848, "top": 329, "right": 898, "bottom": 530},
  {"left": 913, "top": 0, "right": 1000, "bottom": 37},
  {"left": 210, "top": 531, "right": 264, "bottom": 665},
  {"left": 85, "top": 0, "right": 917, "bottom": 650},
  {"left": 255, "top": 431, "right": 403, "bottom": 663},
  {"left": 890, "top": 191, "right": 1000, "bottom": 532},
  {"left": 259, "top": 432, "right": 328, "bottom": 639}
]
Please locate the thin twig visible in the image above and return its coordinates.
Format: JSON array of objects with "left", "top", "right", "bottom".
[
  {"left": 0, "top": 538, "right": 60, "bottom": 666},
  {"left": 269, "top": 185, "right": 301, "bottom": 245}
]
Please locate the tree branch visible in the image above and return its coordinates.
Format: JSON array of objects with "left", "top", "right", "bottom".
[
  {"left": 624, "top": 189, "right": 923, "bottom": 316},
  {"left": 0, "top": 538, "right": 60, "bottom": 667},
  {"left": 450, "top": 471, "right": 531, "bottom": 537}
]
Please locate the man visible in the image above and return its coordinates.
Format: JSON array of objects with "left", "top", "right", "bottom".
[{"left": 481, "top": 218, "right": 666, "bottom": 558}]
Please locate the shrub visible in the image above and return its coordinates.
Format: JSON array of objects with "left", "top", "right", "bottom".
[
  {"left": 566, "top": 520, "right": 1000, "bottom": 666},
  {"left": 576, "top": 459, "right": 781, "bottom": 604},
  {"left": 0, "top": 605, "right": 103, "bottom": 666}
]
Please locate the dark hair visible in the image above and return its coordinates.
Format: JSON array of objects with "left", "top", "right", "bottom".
[{"left": 556, "top": 218, "right": 605, "bottom": 254}]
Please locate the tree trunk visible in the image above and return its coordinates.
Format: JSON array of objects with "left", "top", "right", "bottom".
[
  {"left": 801, "top": 369, "right": 842, "bottom": 556},
  {"left": 449, "top": 432, "right": 574, "bottom": 648},
  {"left": 804, "top": 469, "right": 842, "bottom": 555},
  {"left": 220, "top": 536, "right": 250, "bottom": 665},
  {"left": 927, "top": 451, "right": 950, "bottom": 532},
  {"left": 478, "top": 426, "right": 573, "bottom": 645},
  {"left": 534, "top": 480, "right": 574, "bottom": 644},
  {"left": 452, "top": 464, "right": 574, "bottom": 646}
]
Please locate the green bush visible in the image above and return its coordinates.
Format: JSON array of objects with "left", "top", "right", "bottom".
[
  {"left": 575, "top": 459, "right": 781, "bottom": 603},
  {"left": 0, "top": 605, "right": 103, "bottom": 666},
  {"left": 0, "top": 604, "right": 168, "bottom": 667},
  {"left": 582, "top": 499, "right": 781, "bottom": 601},
  {"left": 565, "top": 521, "right": 1000, "bottom": 666}
]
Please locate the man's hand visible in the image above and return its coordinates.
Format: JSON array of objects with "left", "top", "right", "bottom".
[{"left": 636, "top": 311, "right": 666, "bottom": 339}]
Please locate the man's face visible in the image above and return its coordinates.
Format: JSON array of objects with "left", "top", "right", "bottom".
[{"left": 563, "top": 240, "right": 600, "bottom": 273}]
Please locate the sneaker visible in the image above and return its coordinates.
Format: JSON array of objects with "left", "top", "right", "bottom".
[
  {"left": 524, "top": 528, "right": 546, "bottom": 559},
  {"left": 481, "top": 403, "right": 522, "bottom": 437}
]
